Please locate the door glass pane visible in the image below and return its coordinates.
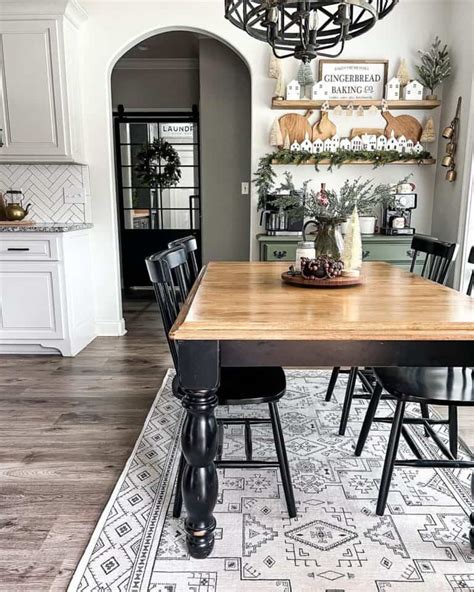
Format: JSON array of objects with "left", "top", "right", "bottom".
[{"left": 118, "top": 119, "right": 200, "bottom": 232}]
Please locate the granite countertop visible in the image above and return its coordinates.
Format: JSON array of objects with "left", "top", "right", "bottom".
[{"left": 0, "top": 222, "right": 93, "bottom": 233}]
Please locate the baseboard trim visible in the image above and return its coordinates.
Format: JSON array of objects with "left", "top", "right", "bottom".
[{"left": 95, "top": 318, "right": 127, "bottom": 337}]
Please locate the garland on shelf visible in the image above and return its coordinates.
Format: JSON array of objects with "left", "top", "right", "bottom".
[
  {"left": 254, "top": 148, "right": 432, "bottom": 208},
  {"left": 135, "top": 139, "right": 182, "bottom": 188}
]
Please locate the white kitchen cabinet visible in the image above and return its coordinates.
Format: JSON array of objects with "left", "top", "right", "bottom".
[
  {"left": 0, "top": 3, "right": 87, "bottom": 163},
  {"left": 0, "top": 229, "right": 95, "bottom": 356}
]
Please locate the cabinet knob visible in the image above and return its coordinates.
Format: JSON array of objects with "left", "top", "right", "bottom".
[
  {"left": 0, "top": 128, "right": 3, "bottom": 148},
  {"left": 7, "top": 247, "right": 30, "bottom": 251},
  {"left": 362, "top": 250, "right": 370, "bottom": 260},
  {"left": 406, "top": 249, "right": 415, "bottom": 259},
  {"left": 273, "top": 250, "right": 287, "bottom": 259}
]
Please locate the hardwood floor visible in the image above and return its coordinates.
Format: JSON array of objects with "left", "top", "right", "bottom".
[
  {"left": 0, "top": 296, "right": 172, "bottom": 592},
  {"left": 0, "top": 296, "right": 472, "bottom": 591}
]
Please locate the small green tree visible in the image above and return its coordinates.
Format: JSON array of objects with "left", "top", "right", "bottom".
[
  {"left": 416, "top": 36, "right": 451, "bottom": 95},
  {"left": 297, "top": 62, "right": 314, "bottom": 98}
]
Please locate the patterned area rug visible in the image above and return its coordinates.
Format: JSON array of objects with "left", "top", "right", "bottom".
[{"left": 68, "top": 370, "right": 474, "bottom": 592}]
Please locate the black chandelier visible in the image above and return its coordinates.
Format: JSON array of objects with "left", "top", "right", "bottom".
[{"left": 224, "top": 0, "right": 399, "bottom": 62}]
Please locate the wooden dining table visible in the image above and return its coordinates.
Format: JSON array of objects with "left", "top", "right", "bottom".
[{"left": 170, "top": 261, "right": 474, "bottom": 558}]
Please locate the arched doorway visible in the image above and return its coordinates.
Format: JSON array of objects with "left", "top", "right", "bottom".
[{"left": 111, "top": 30, "right": 251, "bottom": 290}]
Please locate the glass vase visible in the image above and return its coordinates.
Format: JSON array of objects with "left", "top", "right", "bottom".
[{"left": 313, "top": 219, "right": 345, "bottom": 260}]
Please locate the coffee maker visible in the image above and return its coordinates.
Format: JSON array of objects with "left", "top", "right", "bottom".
[
  {"left": 381, "top": 192, "right": 417, "bottom": 235},
  {"left": 260, "top": 192, "right": 304, "bottom": 236}
]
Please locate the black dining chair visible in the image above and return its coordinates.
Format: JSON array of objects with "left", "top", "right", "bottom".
[
  {"left": 168, "top": 235, "right": 199, "bottom": 283},
  {"left": 145, "top": 246, "right": 297, "bottom": 519},
  {"left": 354, "top": 249, "right": 474, "bottom": 548},
  {"left": 468, "top": 245, "right": 474, "bottom": 297},
  {"left": 326, "top": 235, "right": 459, "bottom": 436}
]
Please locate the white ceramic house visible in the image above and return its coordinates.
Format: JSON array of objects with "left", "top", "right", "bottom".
[
  {"left": 403, "top": 80, "right": 424, "bottom": 100},
  {"left": 300, "top": 134, "right": 313, "bottom": 152},
  {"left": 313, "top": 138, "right": 324, "bottom": 153},
  {"left": 312, "top": 81, "right": 329, "bottom": 101},
  {"left": 330, "top": 134, "right": 340, "bottom": 152},
  {"left": 397, "top": 135, "right": 407, "bottom": 152},
  {"left": 286, "top": 79, "right": 301, "bottom": 100},
  {"left": 323, "top": 138, "right": 332, "bottom": 152},
  {"left": 385, "top": 77, "right": 400, "bottom": 100},
  {"left": 413, "top": 141, "right": 424, "bottom": 154},
  {"left": 377, "top": 135, "right": 387, "bottom": 151},
  {"left": 290, "top": 140, "right": 301, "bottom": 152},
  {"left": 362, "top": 134, "right": 377, "bottom": 151},
  {"left": 386, "top": 131, "right": 399, "bottom": 151},
  {"left": 340, "top": 137, "right": 351, "bottom": 151},
  {"left": 351, "top": 135, "right": 363, "bottom": 151},
  {"left": 405, "top": 139, "right": 414, "bottom": 153}
]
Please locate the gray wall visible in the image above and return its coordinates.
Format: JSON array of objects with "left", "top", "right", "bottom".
[
  {"left": 111, "top": 68, "right": 199, "bottom": 109},
  {"left": 431, "top": 0, "right": 474, "bottom": 286},
  {"left": 199, "top": 38, "right": 251, "bottom": 262}
]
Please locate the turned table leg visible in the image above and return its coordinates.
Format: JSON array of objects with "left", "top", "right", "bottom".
[{"left": 177, "top": 340, "right": 220, "bottom": 558}]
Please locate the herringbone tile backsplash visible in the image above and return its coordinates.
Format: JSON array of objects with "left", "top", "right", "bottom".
[{"left": 0, "top": 164, "right": 90, "bottom": 223}]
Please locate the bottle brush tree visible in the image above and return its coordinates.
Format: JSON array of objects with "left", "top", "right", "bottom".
[
  {"left": 416, "top": 36, "right": 451, "bottom": 96},
  {"left": 342, "top": 207, "right": 362, "bottom": 272},
  {"left": 396, "top": 59, "right": 410, "bottom": 87},
  {"left": 297, "top": 62, "right": 314, "bottom": 98}
]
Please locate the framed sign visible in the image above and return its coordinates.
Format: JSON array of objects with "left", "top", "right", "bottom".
[
  {"left": 159, "top": 122, "right": 194, "bottom": 138},
  {"left": 318, "top": 60, "right": 388, "bottom": 100}
]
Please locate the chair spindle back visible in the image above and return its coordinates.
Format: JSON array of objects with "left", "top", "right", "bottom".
[
  {"left": 409, "top": 235, "right": 458, "bottom": 285},
  {"left": 168, "top": 236, "right": 200, "bottom": 282},
  {"left": 145, "top": 246, "right": 190, "bottom": 368},
  {"left": 467, "top": 246, "right": 474, "bottom": 297}
]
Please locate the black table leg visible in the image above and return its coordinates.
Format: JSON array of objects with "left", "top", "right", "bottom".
[{"left": 177, "top": 340, "right": 220, "bottom": 558}]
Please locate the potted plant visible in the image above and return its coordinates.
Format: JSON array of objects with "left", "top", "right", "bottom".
[
  {"left": 336, "top": 177, "right": 411, "bottom": 235},
  {"left": 415, "top": 36, "right": 451, "bottom": 100}
]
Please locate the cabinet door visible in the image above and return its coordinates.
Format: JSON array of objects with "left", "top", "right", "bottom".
[
  {"left": 263, "top": 243, "right": 297, "bottom": 261},
  {"left": 0, "top": 262, "right": 64, "bottom": 339},
  {"left": 0, "top": 20, "right": 68, "bottom": 160}
]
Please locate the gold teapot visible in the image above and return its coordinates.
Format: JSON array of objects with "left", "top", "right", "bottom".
[{"left": 5, "top": 190, "right": 31, "bottom": 221}]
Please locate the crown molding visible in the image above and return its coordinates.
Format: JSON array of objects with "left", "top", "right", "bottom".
[
  {"left": 0, "top": 0, "right": 88, "bottom": 27},
  {"left": 114, "top": 58, "right": 199, "bottom": 70}
]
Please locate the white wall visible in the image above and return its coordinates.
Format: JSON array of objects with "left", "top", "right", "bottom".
[{"left": 77, "top": 0, "right": 449, "bottom": 333}]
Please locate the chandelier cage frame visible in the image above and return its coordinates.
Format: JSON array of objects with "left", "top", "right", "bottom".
[{"left": 224, "top": 0, "right": 399, "bottom": 62}]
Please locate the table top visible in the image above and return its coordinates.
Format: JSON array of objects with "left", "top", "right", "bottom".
[{"left": 170, "top": 262, "right": 474, "bottom": 342}]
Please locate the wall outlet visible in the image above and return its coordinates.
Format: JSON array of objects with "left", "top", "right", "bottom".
[
  {"left": 241, "top": 182, "right": 249, "bottom": 195},
  {"left": 63, "top": 186, "right": 85, "bottom": 204}
]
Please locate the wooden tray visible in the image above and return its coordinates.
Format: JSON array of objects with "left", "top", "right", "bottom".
[{"left": 281, "top": 271, "right": 363, "bottom": 288}]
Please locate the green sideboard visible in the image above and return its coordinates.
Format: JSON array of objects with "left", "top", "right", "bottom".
[{"left": 257, "top": 233, "right": 419, "bottom": 271}]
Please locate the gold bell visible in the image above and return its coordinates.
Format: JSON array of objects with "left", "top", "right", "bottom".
[
  {"left": 446, "top": 142, "right": 455, "bottom": 154},
  {"left": 442, "top": 154, "right": 454, "bottom": 167},
  {"left": 442, "top": 125, "right": 454, "bottom": 139},
  {"left": 446, "top": 168, "right": 457, "bottom": 182}
]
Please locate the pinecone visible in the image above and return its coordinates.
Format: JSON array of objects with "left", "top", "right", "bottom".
[{"left": 301, "top": 256, "right": 344, "bottom": 280}]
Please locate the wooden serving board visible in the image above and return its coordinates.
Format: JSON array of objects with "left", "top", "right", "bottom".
[{"left": 281, "top": 271, "right": 363, "bottom": 288}]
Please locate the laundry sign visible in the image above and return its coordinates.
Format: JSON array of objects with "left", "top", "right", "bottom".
[
  {"left": 159, "top": 123, "right": 194, "bottom": 138},
  {"left": 318, "top": 59, "right": 388, "bottom": 100}
]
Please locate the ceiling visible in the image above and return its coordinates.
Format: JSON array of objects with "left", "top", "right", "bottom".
[{"left": 123, "top": 31, "right": 201, "bottom": 59}]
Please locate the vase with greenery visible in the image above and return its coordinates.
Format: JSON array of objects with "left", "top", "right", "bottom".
[{"left": 416, "top": 36, "right": 451, "bottom": 100}]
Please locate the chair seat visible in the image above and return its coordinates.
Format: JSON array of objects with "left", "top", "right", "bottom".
[
  {"left": 374, "top": 367, "right": 474, "bottom": 406},
  {"left": 173, "top": 366, "right": 286, "bottom": 405}
]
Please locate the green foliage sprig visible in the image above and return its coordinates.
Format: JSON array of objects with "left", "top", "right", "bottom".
[
  {"left": 269, "top": 148, "right": 432, "bottom": 170},
  {"left": 416, "top": 36, "right": 451, "bottom": 94},
  {"left": 135, "top": 139, "right": 182, "bottom": 188}
]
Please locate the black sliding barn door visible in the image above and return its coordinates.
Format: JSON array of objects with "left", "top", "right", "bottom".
[{"left": 114, "top": 107, "right": 201, "bottom": 289}]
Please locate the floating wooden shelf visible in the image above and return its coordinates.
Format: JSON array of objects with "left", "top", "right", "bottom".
[
  {"left": 271, "top": 98, "right": 441, "bottom": 110},
  {"left": 271, "top": 158, "right": 436, "bottom": 166}
]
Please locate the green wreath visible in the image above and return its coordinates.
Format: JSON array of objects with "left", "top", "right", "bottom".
[{"left": 135, "top": 139, "right": 181, "bottom": 188}]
